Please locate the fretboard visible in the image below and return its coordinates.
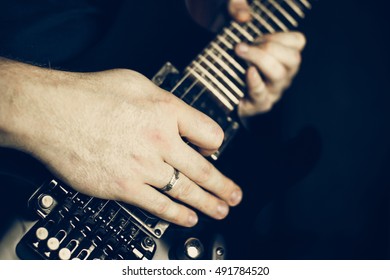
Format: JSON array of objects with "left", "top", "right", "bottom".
[{"left": 171, "top": 0, "right": 312, "bottom": 116}]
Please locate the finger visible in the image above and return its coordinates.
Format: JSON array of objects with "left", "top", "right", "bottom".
[
  {"left": 116, "top": 182, "right": 198, "bottom": 227},
  {"left": 259, "top": 41, "right": 302, "bottom": 73},
  {"left": 239, "top": 93, "right": 274, "bottom": 116},
  {"left": 164, "top": 140, "right": 243, "bottom": 207},
  {"left": 263, "top": 32, "right": 307, "bottom": 51},
  {"left": 246, "top": 66, "right": 267, "bottom": 102},
  {"left": 198, "top": 147, "right": 219, "bottom": 157},
  {"left": 228, "top": 0, "right": 251, "bottom": 22},
  {"left": 236, "top": 43, "right": 287, "bottom": 84},
  {"left": 176, "top": 99, "right": 224, "bottom": 153},
  {"left": 149, "top": 163, "right": 230, "bottom": 220}
]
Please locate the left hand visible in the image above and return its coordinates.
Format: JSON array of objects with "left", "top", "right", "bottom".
[{"left": 228, "top": 0, "right": 307, "bottom": 117}]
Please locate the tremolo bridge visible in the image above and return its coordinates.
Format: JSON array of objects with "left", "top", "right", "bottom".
[{"left": 17, "top": 179, "right": 168, "bottom": 260}]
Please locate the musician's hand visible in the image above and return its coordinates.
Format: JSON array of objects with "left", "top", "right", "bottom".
[
  {"left": 228, "top": 0, "right": 306, "bottom": 117},
  {"left": 1, "top": 62, "right": 242, "bottom": 227}
]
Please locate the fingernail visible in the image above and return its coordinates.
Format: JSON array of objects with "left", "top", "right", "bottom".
[
  {"left": 217, "top": 203, "right": 229, "bottom": 218},
  {"left": 230, "top": 190, "right": 243, "bottom": 205},
  {"left": 188, "top": 213, "right": 198, "bottom": 226},
  {"left": 237, "top": 43, "right": 249, "bottom": 54}
]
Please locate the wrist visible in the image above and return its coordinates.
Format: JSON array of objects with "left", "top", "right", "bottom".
[
  {"left": 0, "top": 59, "right": 73, "bottom": 153},
  {"left": 0, "top": 58, "right": 29, "bottom": 149}
]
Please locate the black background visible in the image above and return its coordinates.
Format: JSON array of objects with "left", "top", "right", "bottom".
[{"left": 221, "top": 0, "right": 390, "bottom": 259}]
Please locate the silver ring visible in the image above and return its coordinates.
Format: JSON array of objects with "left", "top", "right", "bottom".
[{"left": 160, "top": 168, "right": 180, "bottom": 192}]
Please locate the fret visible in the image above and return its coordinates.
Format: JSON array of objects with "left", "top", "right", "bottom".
[
  {"left": 210, "top": 42, "right": 246, "bottom": 74},
  {"left": 231, "top": 22, "right": 255, "bottom": 42},
  {"left": 268, "top": 0, "right": 298, "bottom": 27},
  {"left": 190, "top": 87, "right": 207, "bottom": 108},
  {"left": 299, "top": 0, "right": 312, "bottom": 9},
  {"left": 223, "top": 28, "right": 242, "bottom": 44},
  {"left": 253, "top": 1, "right": 289, "bottom": 32},
  {"left": 186, "top": 67, "right": 235, "bottom": 111},
  {"left": 250, "top": 10, "right": 275, "bottom": 33},
  {"left": 198, "top": 54, "right": 245, "bottom": 98},
  {"left": 170, "top": 72, "right": 190, "bottom": 94},
  {"left": 203, "top": 48, "right": 245, "bottom": 87},
  {"left": 247, "top": 21, "right": 263, "bottom": 36},
  {"left": 284, "top": 0, "right": 305, "bottom": 18},
  {"left": 216, "top": 35, "right": 234, "bottom": 49},
  {"left": 178, "top": 78, "right": 198, "bottom": 103},
  {"left": 192, "top": 61, "right": 240, "bottom": 104}
]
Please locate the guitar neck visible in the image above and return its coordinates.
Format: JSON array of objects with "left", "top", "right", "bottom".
[{"left": 173, "top": 0, "right": 312, "bottom": 114}]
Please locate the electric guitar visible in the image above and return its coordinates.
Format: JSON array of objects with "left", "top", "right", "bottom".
[{"left": 0, "top": 0, "right": 312, "bottom": 260}]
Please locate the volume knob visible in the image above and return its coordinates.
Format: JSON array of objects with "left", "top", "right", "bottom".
[
  {"left": 35, "top": 227, "right": 49, "bottom": 241},
  {"left": 47, "top": 237, "right": 60, "bottom": 251},
  {"left": 184, "top": 238, "right": 204, "bottom": 260},
  {"left": 39, "top": 195, "right": 54, "bottom": 209}
]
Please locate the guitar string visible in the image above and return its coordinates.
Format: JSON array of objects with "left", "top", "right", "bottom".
[
  {"left": 168, "top": 0, "right": 280, "bottom": 97},
  {"left": 183, "top": 0, "right": 308, "bottom": 104},
  {"left": 171, "top": 0, "right": 283, "bottom": 99},
  {"left": 171, "top": 0, "right": 306, "bottom": 109},
  {"left": 187, "top": 0, "right": 306, "bottom": 105}
]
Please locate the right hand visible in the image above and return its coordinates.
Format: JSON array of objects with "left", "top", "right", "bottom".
[{"left": 10, "top": 67, "right": 243, "bottom": 227}]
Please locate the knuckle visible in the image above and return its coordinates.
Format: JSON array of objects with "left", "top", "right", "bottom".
[
  {"left": 154, "top": 199, "right": 170, "bottom": 216},
  {"left": 177, "top": 180, "right": 193, "bottom": 200},
  {"left": 212, "top": 123, "right": 225, "bottom": 147},
  {"left": 217, "top": 180, "right": 231, "bottom": 199},
  {"left": 261, "top": 42, "right": 272, "bottom": 53},
  {"left": 272, "top": 67, "right": 287, "bottom": 81},
  {"left": 169, "top": 212, "right": 184, "bottom": 225},
  {"left": 197, "top": 162, "right": 213, "bottom": 185},
  {"left": 251, "top": 83, "right": 266, "bottom": 98},
  {"left": 155, "top": 90, "right": 176, "bottom": 107},
  {"left": 202, "top": 114, "right": 224, "bottom": 148}
]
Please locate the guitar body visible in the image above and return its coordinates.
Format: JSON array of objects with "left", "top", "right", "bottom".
[{"left": 0, "top": 0, "right": 312, "bottom": 260}]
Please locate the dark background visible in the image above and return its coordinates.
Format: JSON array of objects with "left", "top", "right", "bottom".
[
  {"left": 0, "top": 0, "right": 389, "bottom": 260},
  {"left": 222, "top": 0, "right": 390, "bottom": 259},
  {"left": 164, "top": 0, "right": 390, "bottom": 260}
]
